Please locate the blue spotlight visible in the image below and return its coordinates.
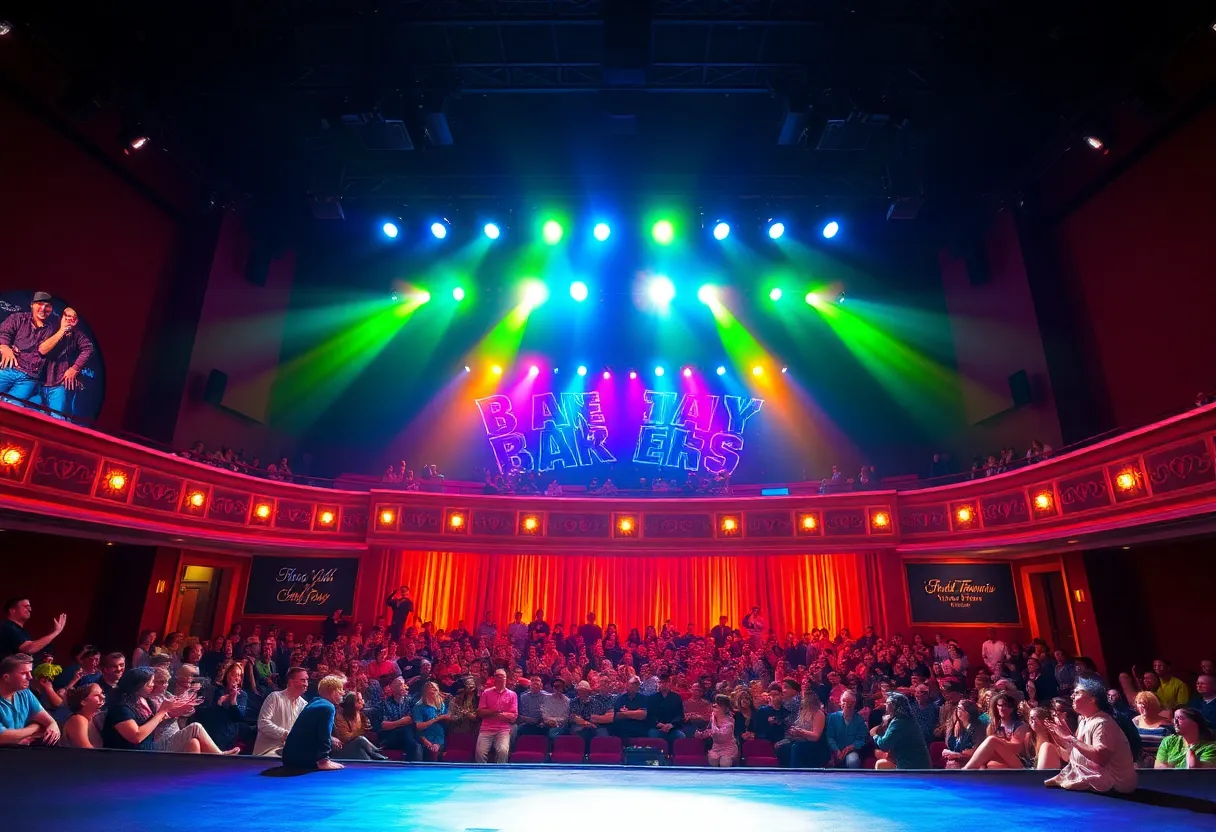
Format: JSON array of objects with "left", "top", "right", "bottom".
[
  {"left": 382, "top": 222, "right": 399, "bottom": 239},
  {"left": 655, "top": 366, "right": 665, "bottom": 377},
  {"left": 647, "top": 276, "right": 676, "bottom": 305},
  {"left": 484, "top": 223, "right": 501, "bottom": 240},
  {"left": 430, "top": 221, "right": 448, "bottom": 239},
  {"left": 593, "top": 222, "right": 612, "bottom": 242},
  {"left": 716, "top": 365, "right": 726, "bottom": 376},
  {"left": 713, "top": 221, "right": 730, "bottom": 241},
  {"left": 577, "top": 365, "right": 588, "bottom": 377},
  {"left": 822, "top": 220, "right": 840, "bottom": 239},
  {"left": 767, "top": 221, "right": 785, "bottom": 240},
  {"left": 570, "top": 281, "right": 589, "bottom": 302}
]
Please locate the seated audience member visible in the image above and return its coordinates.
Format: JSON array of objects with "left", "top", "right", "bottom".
[
  {"left": 941, "top": 700, "right": 981, "bottom": 768},
  {"left": 788, "top": 688, "right": 829, "bottom": 768},
  {"left": 254, "top": 666, "right": 309, "bottom": 756},
  {"left": 412, "top": 681, "right": 450, "bottom": 759},
  {"left": 516, "top": 675, "right": 549, "bottom": 737},
  {"left": 1150, "top": 659, "right": 1190, "bottom": 713},
  {"left": 0, "top": 653, "right": 61, "bottom": 746},
  {"left": 1132, "top": 690, "right": 1173, "bottom": 765},
  {"left": 476, "top": 669, "right": 518, "bottom": 764},
  {"left": 755, "top": 685, "right": 787, "bottom": 744},
  {"left": 733, "top": 690, "right": 761, "bottom": 745},
  {"left": 62, "top": 684, "right": 105, "bottom": 748},
  {"left": 102, "top": 667, "right": 193, "bottom": 751},
  {"left": 569, "top": 680, "right": 613, "bottom": 746},
  {"left": 333, "top": 691, "right": 387, "bottom": 761},
  {"left": 1190, "top": 675, "right": 1216, "bottom": 726},
  {"left": 1, "top": 599, "right": 66, "bottom": 661},
  {"left": 282, "top": 675, "right": 346, "bottom": 771},
  {"left": 197, "top": 660, "right": 249, "bottom": 751},
  {"left": 379, "top": 675, "right": 420, "bottom": 759},
  {"left": 826, "top": 690, "right": 869, "bottom": 768},
  {"left": 696, "top": 694, "right": 740, "bottom": 767},
  {"left": 964, "top": 692, "right": 1031, "bottom": 769},
  {"left": 1154, "top": 708, "right": 1216, "bottom": 770},
  {"left": 1044, "top": 678, "right": 1137, "bottom": 793},
  {"left": 871, "top": 692, "right": 931, "bottom": 770},
  {"left": 613, "top": 676, "right": 650, "bottom": 742},
  {"left": 647, "top": 672, "right": 686, "bottom": 743}
]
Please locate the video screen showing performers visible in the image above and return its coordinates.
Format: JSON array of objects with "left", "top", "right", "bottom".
[{"left": 0, "top": 289, "right": 106, "bottom": 422}]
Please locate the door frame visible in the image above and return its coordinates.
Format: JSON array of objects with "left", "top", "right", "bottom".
[{"left": 1020, "top": 559, "right": 1080, "bottom": 652}]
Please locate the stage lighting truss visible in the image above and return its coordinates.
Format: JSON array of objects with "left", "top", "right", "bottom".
[{"left": 463, "top": 361, "right": 791, "bottom": 380}]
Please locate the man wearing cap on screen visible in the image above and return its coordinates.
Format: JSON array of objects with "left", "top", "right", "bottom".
[
  {"left": 38, "top": 306, "right": 93, "bottom": 419},
  {"left": 0, "top": 291, "right": 61, "bottom": 405}
]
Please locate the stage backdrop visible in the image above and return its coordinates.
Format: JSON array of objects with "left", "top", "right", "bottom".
[{"left": 380, "top": 549, "right": 888, "bottom": 640}]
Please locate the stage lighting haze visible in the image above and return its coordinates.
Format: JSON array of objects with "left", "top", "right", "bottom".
[
  {"left": 570, "top": 281, "right": 589, "bottom": 302},
  {"left": 593, "top": 222, "right": 611, "bottom": 241},
  {"left": 382, "top": 222, "right": 399, "bottom": 238},
  {"left": 430, "top": 222, "right": 447, "bottom": 239},
  {"left": 713, "top": 221, "right": 730, "bottom": 240},
  {"left": 484, "top": 223, "right": 501, "bottom": 240},
  {"left": 652, "top": 220, "right": 674, "bottom": 244},
  {"left": 823, "top": 221, "right": 840, "bottom": 239},
  {"left": 768, "top": 221, "right": 785, "bottom": 240},
  {"left": 542, "top": 220, "right": 563, "bottom": 244}
]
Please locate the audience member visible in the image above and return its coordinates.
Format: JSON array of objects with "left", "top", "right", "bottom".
[{"left": 282, "top": 675, "right": 346, "bottom": 771}]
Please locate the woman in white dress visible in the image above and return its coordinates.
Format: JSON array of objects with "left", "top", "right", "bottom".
[{"left": 1044, "top": 677, "right": 1137, "bottom": 793}]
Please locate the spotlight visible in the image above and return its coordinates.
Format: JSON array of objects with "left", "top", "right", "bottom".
[
  {"left": 452, "top": 286, "right": 466, "bottom": 301},
  {"left": 805, "top": 292, "right": 820, "bottom": 305},
  {"left": 593, "top": 222, "right": 612, "bottom": 242},
  {"left": 712, "top": 221, "right": 730, "bottom": 240},
  {"left": 822, "top": 220, "right": 840, "bottom": 239},
  {"left": 464, "top": 365, "right": 471, "bottom": 373},
  {"left": 577, "top": 365, "right": 587, "bottom": 377},
  {"left": 484, "top": 223, "right": 501, "bottom": 240},
  {"left": 528, "top": 365, "right": 540, "bottom": 378},
  {"left": 570, "top": 281, "right": 589, "bottom": 302},
  {"left": 652, "top": 220, "right": 674, "bottom": 244},
  {"left": 492, "top": 365, "right": 503, "bottom": 376},
  {"left": 417, "top": 290, "right": 431, "bottom": 303},
  {"left": 716, "top": 366, "right": 726, "bottom": 376},
  {"left": 628, "top": 371, "right": 638, "bottom": 380},
  {"left": 697, "top": 285, "right": 719, "bottom": 305},
  {"left": 837, "top": 291, "right": 846, "bottom": 303},
  {"left": 767, "top": 221, "right": 785, "bottom": 240},
  {"left": 752, "top": 365, "right": 763, "bottom": 376},
  {"left": 382, "top": 222, "right": 399, "bottom": 239},
  {"left": 655, "top": 366, "right": 665, "bottom": 377},
  {"left": 769, "top": 288, "right": 783, "bottom": 301},
  {"left": 602, "top": 370, "right": 611, "bottom": 380},
  {"left": 682, "top": 367, "right": 692, "bottom": 378},
  {"left": 318, "top": 510, "right": 335, "bottom": 525},
  {"left": 542, "top": 220, "right": 563, "bottom": 244},
  {"left": 1083, "top": 135, "right": 1106, "bottom": 151},
  {"left": 781, "top": 366, "right": 789, "bottom": 374},
  {"left": 430, "top": 221, "right": 448, "bottom": 239},
  {"left": 553, "top": 367, "right": 560, "bottom": 374},
  {"left": 522, "top": 281, "right": 549, "bottom": 307},
  {"left": 647, "top": 276, "right": 675, "bottom": 305},
  {"left": 121, "top": 126, "right": 151, "bottom": 154}
]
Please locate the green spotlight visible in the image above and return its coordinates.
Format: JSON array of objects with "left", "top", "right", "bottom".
[
  {"left": 542, "top": 220, "right": 563, "bottom": 244},
  {"left": 769, "top": 287, "right": 783, "bottom": 301},
  {"left": 806, "top": 291, "right": 820, "bottom": 306},
  {"left": 418, "top": 290, "right": 431, "bottom": 303},
  {"left": 522, "top": 280, "right": 549, "bottom": 307},
  {"left": 452, "top": 286, "right": 465, "bottom": 301},
  {"left": 652, "top": 219, "right": 674, "bottom": 245},
  {"left": 697, "top": 285, "right": 719, "bottom": 305}
]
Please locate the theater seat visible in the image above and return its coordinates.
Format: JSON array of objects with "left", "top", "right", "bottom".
[
  {"left": 550, "top": 735, "right": 586, "bottom": 764},
  {"left": 510, "top": 734, "right": 549, "bottom": 764},
  {"left": 628, "top": 738, "right": 670, "bottom": 754},
  {"left": 672, "top": 737, "right": 708, "bottom": 767},
  {"left": 741, "top": 739, "right": 778, "bottom": 767},
  {"left": 442, "top": 732, "right": 476, "bottom": 763},
  {"left": 929, "top": 742, "right": 947, "bottom": 769},
  {"left": 588, "top": 736, "right": 623, "bottom": 764}
]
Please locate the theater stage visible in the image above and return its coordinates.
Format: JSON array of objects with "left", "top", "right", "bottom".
[{"left": 5, "top": 749, "right": 1215, "bottom": 831}]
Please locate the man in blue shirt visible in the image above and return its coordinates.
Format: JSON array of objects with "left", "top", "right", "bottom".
[
  {"left": 825, "top": 690, "right": 868, "bottom": 768},
  {"left": 379, "top": 675, "right": 420, "bottom": 759},
  {"left": 613, "top": 676, "right": 649, "bottom": 741},
  {"left": 0, "top": 653, "right": 61, "bottom": 746},
  {"left": 282, "top": 674, "right": 344, "bottom": 770}
]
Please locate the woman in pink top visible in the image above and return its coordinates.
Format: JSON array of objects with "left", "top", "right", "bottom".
[{"left": 697, "top": 694, "right": 740, "bottom": 767}]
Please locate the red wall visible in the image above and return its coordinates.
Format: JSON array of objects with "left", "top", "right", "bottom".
[
  {"left": 1057, "top": 104, "right": 1216, "bottom": 427},
  {"left": 0, "top": 94, "right": 183, "bottom": 432}
]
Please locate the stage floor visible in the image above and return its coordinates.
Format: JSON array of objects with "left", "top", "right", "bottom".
[{"left": 5, "top": 750, "right": 1216, "bottom": 831}]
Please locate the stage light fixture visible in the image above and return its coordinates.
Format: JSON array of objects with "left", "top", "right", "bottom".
[
  {"left": 570, "top": 281, "right": 589, "bottom": 302},
  {"left": 382, "top": 222, "right": 399, "bottom": 239},
  {"left": 647, "top": 276, "right": 675, "bottom": 305},
  {"left": 652, "top": 220, "right": 674, "bottom": 244},
  {"left": 483, "top": 222, "right": 501, "bottom": 240},
  {"left": 452, "top": 286, "right": 466, "bottom": 301},
  {"left": 822, "top": 220, "right": 840, "bottom": 239},
  {"left": 752, "top": 365, "right": 763, "bottom": 376},
  {"left": 767, "top": 221, "right": 785, "bottom": 240},
  {"left": 417, "top": 290, "right": 431, "bottom": 304},
  {"left": 528, "top": 365, "right": 540, "bottom": 378},
  {"left": 716, "top": 366, "right": 726, "bottom": 376},
  {"left": 697, "top": 285, "right": 718, "bottom": 305},
  {"left": 542, "top": 220, "right": 563, "bottom": 244},
  {"left": 602, "top": 370, "right": 611, "bottom": 380},
  {"left": 781, "top": 366, "right": 789, "bottom": 374},
  {"left": 806, "top": 292, "right": 820, "bottom": 305},
  {"left": 577, "top": 365, "right": 588, "bottom": 377},
  {"left": 769, "top": 288, "right": 783, "bottom": 301},
  {"left": 682, "top": 367, "right": 693, "bottom": 378},
  {"left": 655, "top": 366, "right": 665, "bottom": 377},
  {"left": 464, "top": 365, "right": 471, "bottom": 373},
  {"left": 713, "top": 221, "right": 730, "bottom": 240},
  {"left": 837, "top": 291, "right": 846, "bottom": 303},
  {"left": 1083, "top": 135, "right": 1106, "bottom": 151},
  {"left": 522, "top": 281, "right": 549, "bottom": 307},
  {"left": 593, "top": 222, "right": 612, "bottom": 241},
  {"left": 628, "top": 370, "right": 638, "bottom": 380},
  {"left": 430, "top": 221, "right": 448, "bottom": 239},
  {"left": 491, "top": 365, "right": 503, "bottom": 376}
]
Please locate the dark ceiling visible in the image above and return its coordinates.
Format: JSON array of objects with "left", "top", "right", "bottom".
[{"left": 5, "top": 0, "right": 1213, "bottom": 228}]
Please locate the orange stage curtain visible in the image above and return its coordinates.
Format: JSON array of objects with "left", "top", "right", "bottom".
[{"left": 381, "top": 550, "right": 888, "bottom": 639}]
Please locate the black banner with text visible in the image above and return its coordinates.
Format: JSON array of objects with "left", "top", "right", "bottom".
[
  {"left": 904, "top": 561, "right": 1020, "bottom": 625},
  {"left": 243, "top": 556, "right": 359, "bottom": 617}
]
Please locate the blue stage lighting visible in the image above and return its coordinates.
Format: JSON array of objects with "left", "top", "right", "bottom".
[
  {"left": 655, "top": 366, "right": 665, "bottom": 377},
  {"left": 382, "top": 222, "right": 399, "bottom": 239},
  {"left": 570, "top": 281, "right": 589, "bottom": 302},
  {"left": 713, "top": 221, "right": 730, "bottom": 240},
  {"left": 577, "top": 365, "right": 588, "bottom": 377},
  {"left": 822, "top": 220, "right": 839, "bottom": 239},
  {"left": 768, "top": 221, "right": 785, "bottom": 240},
  {"left": 484, "top": 223, "right": 501, "bottom": 240},
  {"left": 648, "top": 276, "right": 676, "bottom": 305},
  {"left": 716, "top": 365, "right": 726, "bottom": 376},
  {"left": 430, "top": 222, "right": 448, "bottom": 239},
  {"left": 593, "top": 222, "right": 612, "bottom": 241}
]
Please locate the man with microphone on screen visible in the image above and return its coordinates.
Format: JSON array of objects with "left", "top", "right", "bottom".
[
  {"left": 40, "top": 306, "right": 94, "bottom": 419},
  {"left": 0, "top": 291, "right": 59, "bottom": 407}
]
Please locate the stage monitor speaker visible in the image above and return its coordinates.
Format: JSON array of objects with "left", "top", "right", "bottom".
[
  {"left": 203, "top": 369, "right": 228, "bottom": 406},
  {"left": 1009, "top": 369, "right": 1032, "bottom": 408}
]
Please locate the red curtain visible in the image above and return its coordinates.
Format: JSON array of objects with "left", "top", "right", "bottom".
[{"left": 381, "top": 550, "right": 888, "bottom": 639}]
